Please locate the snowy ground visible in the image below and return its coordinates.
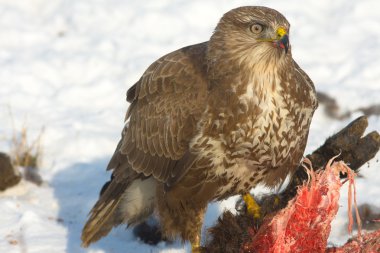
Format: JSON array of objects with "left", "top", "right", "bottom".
[{"left": 0, "top": 0, "right": 379, "bottom": 252}]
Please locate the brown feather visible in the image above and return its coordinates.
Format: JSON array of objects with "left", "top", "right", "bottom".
[
  {"left": 81, "top": 170, "right": 137, "bottom": 247},
  {"left": 122, "top": 42, "right": 207, "bottom": 171},
  {"left": 82, "top": 6, "right": 318, "bottom": 248}
]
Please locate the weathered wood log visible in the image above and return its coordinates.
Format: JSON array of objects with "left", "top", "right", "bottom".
[
  {"left": 317, "top": 91, "right": 380, "bottom": 119},
  {"left": 280, "top": 116, "right": 380, "bottom": 207},
  {"left": 203, "top": 116, "right": 380, "bottom": 253}
]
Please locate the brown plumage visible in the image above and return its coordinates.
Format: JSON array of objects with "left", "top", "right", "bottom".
[{"left": 81, "top": 6, "right": 318, "bottom": 249}]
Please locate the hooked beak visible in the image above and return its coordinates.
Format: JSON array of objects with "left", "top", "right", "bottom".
[{"left": 274, "top": 27, "right": 289, "bottom": 54}]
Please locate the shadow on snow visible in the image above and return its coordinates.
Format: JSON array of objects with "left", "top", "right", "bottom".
[{"left": 51, "top": 158, "right": 222, "bottom": 253}]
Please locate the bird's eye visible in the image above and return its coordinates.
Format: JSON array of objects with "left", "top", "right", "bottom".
[{"left": 250, "top": 24, "right": 264, "bottom": 34}]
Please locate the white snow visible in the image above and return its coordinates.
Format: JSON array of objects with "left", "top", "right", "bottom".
[{"left": 0, "top": 0, "right": 379, "bottom": 252}]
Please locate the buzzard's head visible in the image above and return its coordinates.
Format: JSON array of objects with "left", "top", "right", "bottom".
[{"left": 208, "top": 6, "right": 291, "bottom": 73}]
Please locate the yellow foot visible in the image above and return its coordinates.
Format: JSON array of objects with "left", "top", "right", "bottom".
[
  {"left": 191, "top": 243, "right": 201, "bottom": 253},
  {"left": 273, "top": 195, "right": 280, "bottom": 207},
  {"left": 191, "top": 233, "right": 201, "bottom": 253},
  {"left": 242, "top": 193, "right": 261, "bottom": 219}
]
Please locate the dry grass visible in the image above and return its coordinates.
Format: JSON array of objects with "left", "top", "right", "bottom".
[
  {"left": 5, "top": 106, "right": 44, "bottom": 169},
  {"left": 10, "top": 125, "right": 43, "bottom": 169},
  {"left": 0, "top": 107, "right": 45, "bottom": 186}
]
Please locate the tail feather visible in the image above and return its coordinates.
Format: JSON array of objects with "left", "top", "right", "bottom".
[
  {"left": 82, "top": 149, "right": 157, "bottom": 248},
  {"left": 81, "top": 181, "right": 129, "bottom": 247}
]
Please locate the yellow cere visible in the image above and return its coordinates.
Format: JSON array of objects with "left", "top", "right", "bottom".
[
  {"left": 257, "top": 27, "right": 288, "bottom": 43},
  {"left": 276, "top": 27, "right": 287, "bottom": 37}
]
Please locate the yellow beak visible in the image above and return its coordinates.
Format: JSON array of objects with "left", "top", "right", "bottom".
[
  {"left": 256, "top": 26, "right": 289, "bottom": 54},
  {"left": 275, "top": 27, "right": 289, "bottom": 53}
]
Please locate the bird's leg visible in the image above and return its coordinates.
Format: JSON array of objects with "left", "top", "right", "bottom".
[
  {"left": 242, "top": 193, "right": 261, "bottom": 219},
  {"left": 191, "top": 233, "right": 201, "bottom": 253},
  {"left": 190, "top": 206, "right": 205, "bottom": 253}
]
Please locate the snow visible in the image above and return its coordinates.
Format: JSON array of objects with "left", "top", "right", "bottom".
[{"left": 0, "top": 0, "right": 379, "bottom": 252}]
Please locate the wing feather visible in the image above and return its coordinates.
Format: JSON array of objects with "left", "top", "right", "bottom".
[
  {"left": 293, "top": 60, "right": 318, "bottom": 109},
  {"left": 83, "top": 42, "right": 210, "bottom": 247},
  {"left": 113, "top": 42, "right": 209, "bottom": 185}
]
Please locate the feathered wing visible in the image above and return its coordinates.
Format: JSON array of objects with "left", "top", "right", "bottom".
[
  {"left": 81, "top": 42, "right": 209, "bottom": 247},
  {"left": 81, "top": 166, "right": 139, "bottom": 247},
  {"left": 293, "top": 60, "right": 318, "bottom": 109},
  {"left": 121, "top": 42, "right": 209, "bottom": 186}
]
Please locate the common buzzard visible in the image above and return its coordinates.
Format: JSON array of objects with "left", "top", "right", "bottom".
[{"left": 82, "top": 6, "right": 318, "bottom": 251}]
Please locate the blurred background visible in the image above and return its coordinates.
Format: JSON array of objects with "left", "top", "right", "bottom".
[{"left": 0, "top": 0, "right": 379, "bottom": 252}]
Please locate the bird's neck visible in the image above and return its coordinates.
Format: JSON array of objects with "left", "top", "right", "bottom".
[
  {"left": 207, "top": 48, "right": 292, "bottom": 90},
  {"left": 207, "top": 53, "right": 293, "bottom": 107}
]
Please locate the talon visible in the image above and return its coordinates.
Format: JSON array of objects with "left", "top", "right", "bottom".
[
  {"left": 243, "top": 193, "right": 261, "bottom": 219},
  {"left": 191, "top": 232, "right": 201, "bottom": 253},
  {"left": 191, "top": 243, "right": 201, "bottom": 253},
  {"left": 273, "top": 195, "right": 280, "bottom": 206}
]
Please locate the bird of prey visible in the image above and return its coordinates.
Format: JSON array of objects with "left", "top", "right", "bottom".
[{"left": 81, "top": 6, "right": 318, "bottom": 252}]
